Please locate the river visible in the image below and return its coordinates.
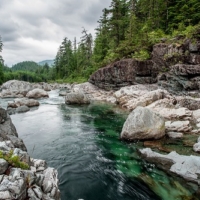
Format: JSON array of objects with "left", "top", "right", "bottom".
[{"left": 0, "top": 90, "right": 197, "bottom": 200}]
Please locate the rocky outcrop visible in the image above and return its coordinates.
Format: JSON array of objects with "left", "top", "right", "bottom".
[
  {"left": 121, "top": 107, "right": 165, "bottom": 140},
  {"left": 0, "top": 107, "right": 26, "bottom": 151},
  {"left": 0, "top": 107, "right": 60, "bottom": 199},
  {"left": 140, "top": 148, "right": 200, "bottom": 185},
  {"left": 152, "top": 39, "right": 200, "bottom": 92},
  {"left": 26, "top": 88, "right": 49, "bottom": 99},
  {"left": 88, "top": 38, "right": 200, "bottom": 92},
  {"left": 89, "top": 59, "right": 159, "bottom": 90}
]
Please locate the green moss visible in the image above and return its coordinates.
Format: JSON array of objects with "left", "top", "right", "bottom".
[{"left": 0, "top": 150, "right": 29, "bottom": 170}]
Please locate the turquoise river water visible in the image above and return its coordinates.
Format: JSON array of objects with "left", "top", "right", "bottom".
[{"left": 0, "top": 90, "right": 198, "bottom": 200}]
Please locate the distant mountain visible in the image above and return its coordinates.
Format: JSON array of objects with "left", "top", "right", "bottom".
[
  {"left": 38, "top": 60, "right": 54, "bottom": 66},
  {"left": 12, "top": 61, "right": 40, "bottom": 71}
]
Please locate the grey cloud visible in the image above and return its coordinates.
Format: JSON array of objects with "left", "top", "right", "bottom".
[{"left": 0, "top": 0, "right": 111, "bottom": 66}]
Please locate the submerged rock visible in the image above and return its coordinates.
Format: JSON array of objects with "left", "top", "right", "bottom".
[
  {"left": 121, "top": 106, "right": 165, "bottom": 140},
  {"left": 15, "top": 105, "right": 30, "bottom": 113},
  {"left": 140, "top": 148, "right": 200, "bottom": 185}
]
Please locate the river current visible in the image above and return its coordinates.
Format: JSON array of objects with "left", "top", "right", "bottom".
[{"left": 0, "top": 90, "right": 197, "bottom": 200}]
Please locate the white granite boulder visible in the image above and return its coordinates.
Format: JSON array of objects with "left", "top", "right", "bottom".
[{"left": 121, "top": 106, "right": 165, "bottom": 140}]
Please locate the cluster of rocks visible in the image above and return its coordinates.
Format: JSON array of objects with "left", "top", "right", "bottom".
[
  {"left": 0, "top": 80, "right": 72, "bottom": 99},
  {"left": 63, "top": 81, "right": 200, "bottom": 190},
  {"left": 0, "top": 107, "right": 60, "bottom": 200}
]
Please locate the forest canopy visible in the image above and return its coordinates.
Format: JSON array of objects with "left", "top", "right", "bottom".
[{"left": 1, "top": 0, "right": 200, "bottom": 84}]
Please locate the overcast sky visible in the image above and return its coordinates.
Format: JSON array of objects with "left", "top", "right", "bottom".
[{"left": 0, "top": 0, "right": 111, "bottom": 67}]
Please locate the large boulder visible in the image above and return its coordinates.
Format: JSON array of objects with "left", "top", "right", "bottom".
[
  {"left": 26, "top": 89, "right": 49, "bottom": 99},
  {"left": 65, "top": 92, "right": 90, "bottom": 104},
  {"left": 121, "top": 106, "right": 165, "bottom": 140},
  {"left": 89, "top": 59, "right": 158, "bottom": 90}
]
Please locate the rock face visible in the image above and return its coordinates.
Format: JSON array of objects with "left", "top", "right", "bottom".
[
  {"left": 152, "top": 39, "right": 200, "bottom": 92},
  {"left": 0, "top": 107, "right": 60, "bottom": 199},
  {"left": 88, "top": 38, "right": 200, "bottom": 92},
  {"left": 121, "top": 106, "right": 165, "bottom": 140},
  {"left": 65, "top": 92, "right": 90, "bottom": 104},
  {"left": 0, "top": 107, "right": 26, "bottom": 151},
  {"left": 140, "top": 148, "right": 200, "bottom": 185},
  {"left": 26, "top": 88, "right": 49, "bottom": 99},
  {"left": 89, "top": 59, "right": 158, "bottom": 90}
]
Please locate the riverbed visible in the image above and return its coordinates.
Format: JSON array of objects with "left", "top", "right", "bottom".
[{"left": 1, "top": 90, "right": 198, "bottom": 200}]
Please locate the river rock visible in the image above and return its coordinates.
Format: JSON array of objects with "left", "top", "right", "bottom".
[
  {"left": 193, "top": 137, "right": 200, "bottom": 153},
  {"left": 65, "top": 92, "right": 90, "bottom": 104},
  {"left": 16, "top": 105, "right": 30, "bottom": 113},
  {"left": 114, "top": 85, "right": 166, "bottom": 110},
  {"left": 8, "top": 98, "right": 40, "bottom": 108},
  {"left": 165, "top": 121, "right": 192, "bottom": 132},
  {"left": 72, "top": 82, "right": 116, "bottom": 103},
  {"left": 0, "top": 159, "right": 8, "bottom": 174},
  {"left": 166, "top": 132, "right": 183, "bottom": 139},
  {"left": 42, "top": 167, "right": 60, "bottom": 199},
  {"left": 147, "top": 101, "right": 193, "bottom": 121},
  {"left": 0, "top": 107, "right": 7, "bottom": 123},
  {"left": 0, "top": 171, "right": 27, "bottom": 200},
  {"left": 0, "top": 107, "right": 27, "bottom": 151},
  {"left": 26, "top": 88, "right": 49, "bottom": 99},
  {"left": 121, "top": 106, "right": 165, "bottom": 140},
  {"left": 140, "top": 148, "right": 200, "bottom": 185}
]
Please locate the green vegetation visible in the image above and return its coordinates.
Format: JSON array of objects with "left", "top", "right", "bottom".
[
  {"left": 1, "top": 0, "right": 200, "bottom": 84},
  {"left": 0, "top": 150, "right": 29, "bottom": 170}
]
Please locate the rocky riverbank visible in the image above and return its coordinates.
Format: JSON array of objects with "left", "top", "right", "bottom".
[
  {"left": 0, "top": 106, "right": 60, "bottom": 199},
  {"left": 1, "top": 36, "right": 200, "bottom": 197},
  {"left": 1, "top": 78, "right": 200, "bottom": 197}
]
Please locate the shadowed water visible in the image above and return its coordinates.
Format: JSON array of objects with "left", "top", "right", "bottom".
[{"left": 1, "top": 90, "right": 197, "bottom": 200}]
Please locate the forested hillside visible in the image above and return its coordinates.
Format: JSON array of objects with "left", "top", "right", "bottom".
[
  {"left": 1, "top": 0, "right": 200, "bottom": 84},
  {"left": 12, "top": 61, "right": 40, "bottom": 71}
]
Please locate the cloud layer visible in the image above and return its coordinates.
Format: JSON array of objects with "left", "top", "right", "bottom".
[{"left": 0, "top": 0, "right": 111, "bottom": 66}]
